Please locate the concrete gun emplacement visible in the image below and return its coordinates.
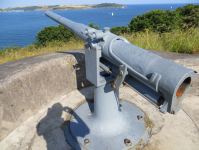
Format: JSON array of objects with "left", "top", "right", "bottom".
[{"left": 45, "top": 11, "right": 198, "bottom": 150}]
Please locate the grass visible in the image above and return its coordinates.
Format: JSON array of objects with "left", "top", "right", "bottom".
[
  {"left": 145, "top": 116, "right": 154, "bottom": 128},
  {"left": 122, "top": 27, "right": 199, "bottom": 54},
  {"left": 0, "top": 27, "right": 199, "bottom": 65},
  {"left": 0, "top": 39, "right": 84, "bottom": 65}
]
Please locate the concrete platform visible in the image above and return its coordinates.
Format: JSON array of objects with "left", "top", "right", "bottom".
[
  {"left": 0, "top": 85, "right": 198, "bottom": 150},
  {"left": 0, "top": 49, "right": 199, "bottom": 150}
]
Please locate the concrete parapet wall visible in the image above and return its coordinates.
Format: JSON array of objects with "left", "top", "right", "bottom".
[
  {"left": 0, "top": 49, "right": 198, "bottom": 142},
  {"left": 0, "top": 50, "right": 92, "bottom": 141}
]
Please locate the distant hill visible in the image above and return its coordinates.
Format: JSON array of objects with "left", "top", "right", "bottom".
[{"left": 0, "top": 3, "right": 127, "bottom": 12}]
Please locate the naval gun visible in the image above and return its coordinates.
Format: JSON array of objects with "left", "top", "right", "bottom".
[{"left": 45, "top": 11, "right": 198, "bottom": 150}]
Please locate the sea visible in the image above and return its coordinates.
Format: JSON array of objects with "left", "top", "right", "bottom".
[{"left": 0, "top": 3, "right": 198, "bottom": 50}]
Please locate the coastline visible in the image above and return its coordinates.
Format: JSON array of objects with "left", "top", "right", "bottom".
[{"left": 0, "top": 3, "right": 127, "bottom": 12}]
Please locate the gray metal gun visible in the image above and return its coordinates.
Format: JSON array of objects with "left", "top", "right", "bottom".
[
  {"left": 45, "top": 11, "right": 198, "bottom": 150},
  {"left": 45, "top": 10, "right": 197, "bottom": 115}
]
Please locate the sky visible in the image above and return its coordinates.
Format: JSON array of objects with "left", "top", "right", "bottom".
[{"left": 0, "top": 0, "right": 198, "bottom": 8}]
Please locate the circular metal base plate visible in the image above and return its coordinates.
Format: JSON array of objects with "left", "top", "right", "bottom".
[{"left": 64, "top": 100, "right": 151, "bottom": 150}]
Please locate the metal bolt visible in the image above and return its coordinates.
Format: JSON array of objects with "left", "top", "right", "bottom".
[
  {"left": 119, "top": 70, "right": 123, "bottom": 76},
  {"left": 137, "top": 115, "right": 144, "bottom": 121},
  {"left": 111, "top": 83, "right": 117, "bottom": 90},
  {"left": 70, "top": 116, "right": 76, "bottom": 121},
  {"left": 84, "top": 139, "right": 91, "bottom": 146},
  {"left": 124, "top": 139, "right": 132, "bottom": 146}
]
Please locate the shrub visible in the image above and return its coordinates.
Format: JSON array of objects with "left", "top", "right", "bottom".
[
  {"left": 35, "top": 25, "right": 77, "bottom": 44},
  {"left": 175, "top": 4, "right": 199, "bottom": 16},
  {"left": 128, "top": 9, "right": 182, "bottom": 33},
  {"left": 181, "top": 8, "right": 199, "bottom": 28}
]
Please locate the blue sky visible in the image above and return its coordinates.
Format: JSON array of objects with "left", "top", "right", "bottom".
[{"left": 1, "top": 0, "right": 198, "bottom": 8}]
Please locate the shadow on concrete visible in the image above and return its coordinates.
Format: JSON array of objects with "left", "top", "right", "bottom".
[
  {"left": 36, "top": 103, "right": 90, "bottom": 150},
  {"left": 36, "top": 51, "right": 93, "bottom": 150},
  {"left": 36, "top": 103, "right": 67, "bottom": 150}
]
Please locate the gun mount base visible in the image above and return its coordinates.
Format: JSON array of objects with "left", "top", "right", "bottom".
[{"left": 64, "top": 83, "right": 151, "bottom": 150}]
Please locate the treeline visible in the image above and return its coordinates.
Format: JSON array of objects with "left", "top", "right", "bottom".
[
  {"left": 92, "top": 3, "right": 126, "bottom": 8},
  {"left": 0, "top": 3, "right": 126, "bottom": 12},
  {"left": 0, "top": 6, "right": 43, "bottom": 12}
]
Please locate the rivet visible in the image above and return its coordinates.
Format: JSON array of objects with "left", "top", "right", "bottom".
[
  {"left": 70, "top": 116, "right": 76, "bottom": 121},
  {"left": 137, "top": 115, "right": 144, "bottom": 121},
  {"left": 119, "top": 70, "right": 123, "bottom": 76},
  {"left": 124, "top": 139, "right": 132, "bottom": 146},
  {"left": 111, "top": 83, "right": 117, "bottom": 90},
  {"left": 84, "top": 139, "right": 91, "bottom": 146}
]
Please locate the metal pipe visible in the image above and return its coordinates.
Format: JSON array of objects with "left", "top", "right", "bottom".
[{"left": 100, "top": 62, "right": 112, "bottom": 74}]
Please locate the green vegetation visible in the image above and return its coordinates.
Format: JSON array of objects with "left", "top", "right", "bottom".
[
  {"left": 110, "top": 26, "right": 130, "bottom": 35},
  {"left": 128, "top": 4, "right": 199, "bottom": 33},
  {"left": 122, "top": 28, "right": 199, "bottom": 54},
  {"left": 176, "top": 4, "right": 199, "bottom": 28},
  {"left": 0, "top": 4, "right": 199, "bottom": 65},
  {"left": 35, "top": 25, "right": 77, "bottom": 44},
  {"left": 0, "top": 40, "right": 84, "bottom": 65},
  {"left": 88, "top": 23, "right": 100, "bottom": 30},
  {"left": 1, "top": 27, "right": 198, "bottom": 65},
  {"left": 92, "top": 3, "right": 126, "bottom": 9},
  {"left": 145, "top": 116, "right": 154, "bottom": 128},
  {"left": 128, "top": 9, "right": 182, "bottom": 33},
  {"left": 0, "top": 3, "right": 126, "bottom": 12}
]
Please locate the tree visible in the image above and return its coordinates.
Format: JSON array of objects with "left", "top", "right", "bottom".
[
  {"left": 35, "top": 25, "right": 76, "bottom": 44},
  {"left": 128, "top": 9, "right": 182, "bottom": 33}
]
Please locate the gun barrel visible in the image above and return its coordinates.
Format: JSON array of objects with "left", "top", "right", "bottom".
[{"left": 45, "top": 10, "right": 92, "bottom": 42}]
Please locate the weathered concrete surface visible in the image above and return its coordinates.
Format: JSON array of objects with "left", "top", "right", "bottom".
[
  {"left": 0, "top": 85, "right": 198, "bottom": 150},
  {"left": 0, "top": 50, "right": 92, "bottom": 141},
  {"left": 121, "top": 87, "right": 199, "bottom": 150},
  {"left": 0, "top": 49, "right": 199, "bottom": 149}
]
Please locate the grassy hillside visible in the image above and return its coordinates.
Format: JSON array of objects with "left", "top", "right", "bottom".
[
  {"left": 0, "top": 3, "right": 126, "bottom": 12},
  {"left": 0, "top": 27, "right": 198, "bottom": 65}
]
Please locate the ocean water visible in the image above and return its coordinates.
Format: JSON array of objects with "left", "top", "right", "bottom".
[{"left": 0, "top": 3, "right": 198, "bottom": 50}]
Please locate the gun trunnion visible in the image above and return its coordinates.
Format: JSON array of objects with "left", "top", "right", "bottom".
[{"left": 45, "top": 11, "right": 198, "bottom": 150}]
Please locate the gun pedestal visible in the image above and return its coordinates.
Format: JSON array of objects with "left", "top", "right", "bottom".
[
  {"left": 64, "top": 42, "right": 151, "bottom": 150},
  {"left": 65, "top": 78, "right": 151, "bottom": 150}
]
